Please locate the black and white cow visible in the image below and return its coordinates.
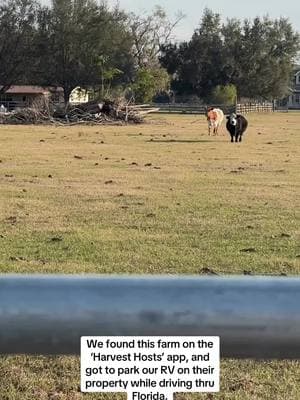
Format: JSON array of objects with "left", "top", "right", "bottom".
[{"left": 226, "top": 113, "right": 248, "bottom": 142}]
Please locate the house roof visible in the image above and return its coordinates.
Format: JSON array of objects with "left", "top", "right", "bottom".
[{"left": 0, "top": 85, "right": 63, "bottom": 94}]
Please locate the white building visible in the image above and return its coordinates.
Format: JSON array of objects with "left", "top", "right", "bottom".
[
  {"left": 69, "top": 87, "right": 90, "bottom": 104},
  {"left": 286, "top": 67, "right": 300, "bottom": 109}
]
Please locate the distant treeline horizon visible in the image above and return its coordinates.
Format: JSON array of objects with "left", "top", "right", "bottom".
[{"left": 0, "top": 0, "right": 299, "bottom": 103}]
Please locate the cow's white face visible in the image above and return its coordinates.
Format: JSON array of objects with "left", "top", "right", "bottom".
[{"left": 229, "top": 113, "right": 237, "bottom": 126}]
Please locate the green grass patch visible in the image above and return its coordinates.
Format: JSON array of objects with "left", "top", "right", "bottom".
[{"left": 0, "top": 113, "right": 300, "bottom": 399}]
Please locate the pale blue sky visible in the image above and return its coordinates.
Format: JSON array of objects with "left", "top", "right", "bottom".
[{"left": 115, "top": 0, "right": 300, "bottom": 41}]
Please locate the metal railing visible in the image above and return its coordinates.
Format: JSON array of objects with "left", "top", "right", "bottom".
[
  {"left": 0, "top": 100, "right": 27, "bottom": 111},
  {"left": 236, "top": 102, "right": 274, "bottom": 113},
  {"left": 1, "top": 275, "right": 300, "bottom": 358},
  {"left": 151, "top": 103, "right": 235, "bottom": 115},
  {"left": 151, "top": 102, "right": 276, "bottom": 115}
]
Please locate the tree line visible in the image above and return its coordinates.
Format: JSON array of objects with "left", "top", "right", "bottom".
[
  {"left": 0, "top": 0, "right": 299, "bottom": 104},
  {"left": 160, "top": 9, "right": 300, "bottom": 103}
]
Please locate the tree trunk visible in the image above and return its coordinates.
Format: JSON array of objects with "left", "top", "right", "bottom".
[
  {"left": 0, "top": 84, "right": 12, "bottom": 95},
  {"left": 63, "top": 86, "right": 72, "bottom": 107}
]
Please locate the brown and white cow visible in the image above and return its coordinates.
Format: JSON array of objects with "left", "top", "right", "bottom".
[{"left": 206, "top": 107, "right": 224, "bottom": 135}]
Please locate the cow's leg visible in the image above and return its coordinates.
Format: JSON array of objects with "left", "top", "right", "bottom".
[
  {"left": 235, "top": 134, "right": 239, "bottom": 142},
  {"left": 239, "top": 134, "right": 242, "bottom": 142},
  {"left": 231, "top": 134, "right": 234, "bottom": 143},
  {"left": 208, "top": 124, "right": 211, "bottom": 136}
]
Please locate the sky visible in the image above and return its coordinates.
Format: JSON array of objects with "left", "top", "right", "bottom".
[{"left": 115, "top": 0, "right": 300, "bottom": 41}]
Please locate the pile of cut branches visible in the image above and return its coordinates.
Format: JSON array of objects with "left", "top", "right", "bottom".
[
  {"left": 0, "top": 99, "right": 159, "bottom": 125},
  {"left": 0, "top": 107, "right": 52, "bottom": 125}
]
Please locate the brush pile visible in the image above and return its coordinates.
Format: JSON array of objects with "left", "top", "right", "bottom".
[{"left": 0, "top": 99, "right": 159, "bottom": 125}]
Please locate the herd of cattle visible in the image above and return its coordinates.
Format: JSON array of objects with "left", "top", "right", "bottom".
[{"left": 206, "top": 107, "right": 248, "bottom": 142}]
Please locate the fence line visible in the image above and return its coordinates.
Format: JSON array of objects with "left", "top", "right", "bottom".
[
  {"left": 152, "top": 103, "right": 235, "bottom": 115},
  {"left": 1, "top": 274, "right": 300, "bottom": 358},
  {"left": 236, "top": 102, "right": 274, "bottom": 114},
  {"left": 151, "top": 102, "right": 275, "bottom": 115},
  {"left": 0, "top": 100, "right": 27, "bottom": 111},
  {"left": 0, "top": 101, "right": 276, "bottom": 114}
]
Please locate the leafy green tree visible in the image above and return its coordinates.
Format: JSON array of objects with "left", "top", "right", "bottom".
[
  {"left": 159, "top": 42, "right": 193, "bottom": 96},
  {"left": 94, "top": 55, "right": 123, "bottom": 98},
  {"left": 0, "top": 0, "right": 38, "bottom": 93},
  {"left": 183, "top": 8, "right": 224, "bottom": 99},
  {"left": 210, "top": 84, "right": 237, "bottom": 105},
  {"left": 235, "top": 17, "right": 300, "bottom": 99},
  {"left": 33, "top": 0, "right": 134, "bottom": 103},
  {"left": 160, "top": 9, "right": 224, "bottom": 100},
  {"left": 221, "top": 18, "right": 243, "bottom": 86},
  {"left": 160, "top": 10, "right": 300, "bottom": 101},
  {"left": 131, "top": 67, "right": 170, "bottom": 103}
]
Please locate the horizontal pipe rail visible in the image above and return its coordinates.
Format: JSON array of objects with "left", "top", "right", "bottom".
[
  {"left": 1, "top": 275, "right": 300, "bottom": 358},
  {"left": 0, "top": 100, "right": 27, "bottom": 111}
]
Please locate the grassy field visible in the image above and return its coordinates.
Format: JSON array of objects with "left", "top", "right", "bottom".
[{"left": 0, "top": 112, "right": 300, "bottom": 399}]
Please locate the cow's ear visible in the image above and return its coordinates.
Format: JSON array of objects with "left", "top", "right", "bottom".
[{"left": 226, "top": 116, "right": 230, "bottom": 119}]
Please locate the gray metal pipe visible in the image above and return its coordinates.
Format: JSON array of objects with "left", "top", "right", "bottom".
[{"left": 1, "top": 274, "right": 300, "bottom": 358}]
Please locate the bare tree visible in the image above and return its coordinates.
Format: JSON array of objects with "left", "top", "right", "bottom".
[{"left": 129, "top": 6, "right": 184, "bottom": 68}]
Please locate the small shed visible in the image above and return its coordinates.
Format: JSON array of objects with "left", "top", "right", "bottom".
[{"left": 0, "top": 85, "right": 64, "bottom": 111}]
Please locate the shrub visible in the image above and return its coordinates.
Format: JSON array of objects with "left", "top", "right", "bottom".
[{"left": 210, "top": 84, "right": 237, "bottom": 105}]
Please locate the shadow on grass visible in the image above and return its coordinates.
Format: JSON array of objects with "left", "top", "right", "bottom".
[{"left": 147, "top": 139, "right": 228, "bottom": 143}]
